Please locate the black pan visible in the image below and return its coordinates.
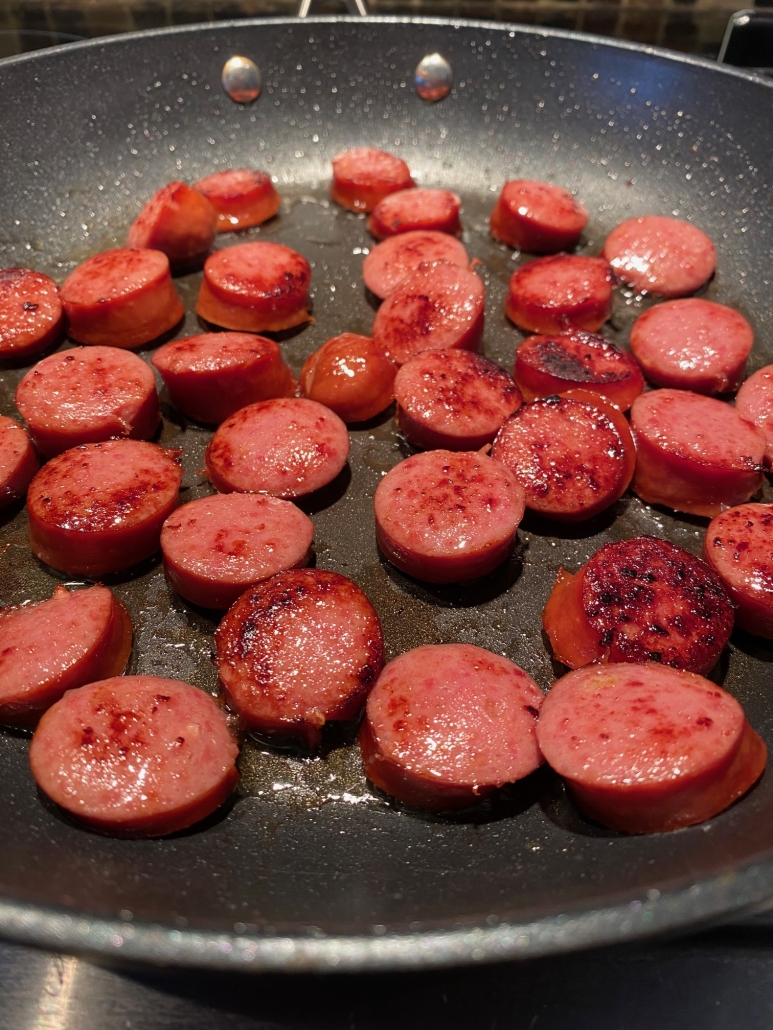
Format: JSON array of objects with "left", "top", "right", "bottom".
[{"left": 0, "top": 17, "right": 772, "bottom": 973}]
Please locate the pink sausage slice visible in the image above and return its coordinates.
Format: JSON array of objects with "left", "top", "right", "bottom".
[
  {"left": 216, "top": 569, "right": 384, "bottom": 748},
  {"left": 489, "top": 180, "right": 588, "bottom": 253},
  {"left": 0, "top": 415, "right": 39, "bottom": 508},
  {"left": 736, "top": 366, "right": 773, "bottom": 467},
  {"left": 629, "top": 299, "right": 753, "bottom": 394},
  {"left": 0, "top": 584, "right": 132, "bottom": 726},
  {"left": 630, "top": 389, "right": 765, "bottom": 517},
  {"left": 374, "top": 449, "right": 525, "bottom": 583},
  {"left": 537, "top": 663, "right": 766, "bottom": 833},
  {"left": 205, "top": 397, "right": 349, "bottom": 498},
  {"left": 394, "top": 349, "right": 522, "bottom": 451},
  {"left": 29, "top": 675, "right": 239, "bottom": 837},
  {"left": 368, "top": 188, "right": 461, "bottom": 239},
  {"left": 362, "top": 231, "right": 468, "bottom": 300},
  {"left": 505, "top": 255, "right": 613, "bottom": 334},
  {"left": 704, "top": 503, "right": 773, "bottom": 639},
  {"left": 0, "top": 268, "right": 63, "bottom": 364},
  {"left": 361, "top": 643, "right": 544, "bottom": 811},
  {"left": 603, "top": 216, "right": 716, "bottom": 297},
  {"left": 127, "top": 181, "right": 217, "bottom": 267},
  {"left": 161, "top": 493, "right": 314, "bottom": 610},
  {"left": 331, "top": 148, "right": 414, "bottom": 213},
  {"left": 15, "top": 346, "right": 160, "bottom": 458},
  {"left": 372, "top": 262, "right": 485, "bottom": 367},
  {"left": 27, "top": 439, "right": 182, "bottom": 577},
  {"left": 152, "top": 332, "right": 296, "bottom": 426},
  {"left": 60, "top": 248, "right": 184, "bottom": 349},
  {"left": 193, "top": 169, "right": 281, "bottom": 232}
]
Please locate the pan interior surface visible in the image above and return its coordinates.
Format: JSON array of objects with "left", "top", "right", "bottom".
[{"left": 0, "top": 18, "right": 772, "bottom": 969}]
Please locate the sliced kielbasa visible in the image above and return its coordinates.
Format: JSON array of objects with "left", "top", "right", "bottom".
[
  {"left": 514, "top": 330, "right": 644, "bottom": 411},
  {"left": 704, "top": 503, "right": 773, "bottom": 639},
  {"left": 127, "top": 181, "right": 217, "bottom": 267},
  {"left": 374, "top": 449, "right": 525, "bottom": 583},
  {"left": 394, "top": 349, "right": 522, "bottom": 451},
  {"left": 0, "top": 268, "right": 63, "bottom": 364},
  {"left": 361, "top": 643, "right": 544, "bottom": 811},
  {"left": 27, "top": 439, "right": 182, "bottom": 577},
  {"left": 0, "top": 584, "right": 132, "bottom": 726},
  {"left": 368, "top": 188, "right": 461, "bottom": 239},
  {"left": 372, "top": 262, "right": 484, "bottom": 367},
  {"left": 736, "top": 365, "right": 773, "bottom": 467},
  {"left": 0, "top": 415, "right": 39, "bottom": 508},
  {"left": 603, "top": 215, "right": 716, "bottom": 297},
  {"left": 216, "top": 568, "right": 384, "bottom": 748},
  {"left": 536, "top": 663, "right": 766, "bottom": 833},
  {"left": 542, "top": 535, "right": 734, "bottom": 673},
  {"left": 629, "top": 298, "right": 753, "bottom": 394},
  {"left": 196, "top": 241, "right": 312, "bottom": 333},
  {"left": 29, "top": 675, "right": 239, "bottom": 837},
  {"left": 152, "top": 332, "right": 296, "bottom": 426},
  {"left": 300, "top": 333, "right": 396, "bottom": 423},
  {"left": 15, "top": 346, "right": 160, "bottom": 458},
  {"left": 492, "top": 396, "right": 635, "bottom": 521},
  {"left": 161, "top": 493, "right": 314, "bottom": 610},
  {"left": 193, "top": 169, "right": 281, "bottom": 231},
  {"left": 205, "top": 397, "right": 349, "bottom": 498},
  {"left": 60, "top": 248, "right": 184, "bottom": 349},
  {"left": 331, "top": 148, "right": 414, "bottom": 213},
  {"left": 489, "top": 179, "right": 588, "bottom": 253},
  {"left": 362, "top": 230, "right": 469, "bottom": 300},
  {"left": 505, "top": 255, "right": 613, "bottom": 334},
  {"left": 630, "top": 389, "right": 766, "bottom": 517}
]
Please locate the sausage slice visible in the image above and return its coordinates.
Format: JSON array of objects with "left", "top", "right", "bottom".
[
  {"left": 489, "top": 180, "right": 588, "bottom": 253},
  {"left": 368, "top": 188, "right": 461, "bottom": 239},
  {"left": 0, "top": 268, "right": 63, "bottom": 364},
  {"left": 704, "top": 503, "right": 773, "bottom": 639},
  {"left": 152, "top": 332, "right": 296, "bottom": 426},
  {"left": 394, "top": 349, "right": 522, "bottom": 451},
  {"left": 29, "top": 675, "right": 239, "bottom": 837},
  {"left": 0, "top": 415, "right": 39, "bottom": 508},
  {"left": 300, "top": 333, "right": 396, "bottom": 423},
  {"left": 331, "top": 148, "right": 414, "bottom": 212},
  {"left": 536, "top": 663, "right": 766, "bottom": 833},
  {"left": 15, "top": 346, "right": 160, "bottom": 457},
  {"left": 0, "top": 584, "right": 131, "bottom": 726},
  {"left": 361, "top": 643, "right": 544, "bottom": 810},
  {"left": 374, "top": 449, "right": 525, "bottom": 583},
  {"left": 216, "top": 568, "right": 384, "bottom": 747},
  {"left": 161, "top": 493, "right": 314, "bottom": 610},
  {"left": 736, "top": 365, "right": 773, "bottom": 467},
  {"left": 542, "top": 536, "right": 734, "bottom": 673},
  {"left": 196, "top": 241, "right": 312, "bottom": 333},
  {"left": 362, "top": 230, "right": 469, "bottom": 300},
  {"left": 127, "top": 181, "right": 217, "bottom": 267},
  {"left": 27, "top": 439, "right": 182, "bottom": 576},
  {"left": 205, "top": 397, "right": 349, "bottom": 498},
  {"left": 630, "top": 389, "right": 766, "bottom": 517},
  {"left": 193, "top": 169, "right": 280, "bottom": 232},
  {"left": 505, "top": 255, "right": 613, "bottom": 334},
  {"left": 603, "top": 216, "right": 716, "bottom": 297}
]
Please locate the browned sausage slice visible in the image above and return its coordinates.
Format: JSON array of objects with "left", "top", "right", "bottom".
[
  {"left": 368, "top": 188, "right": 461, "bottom": 239},
  {"left": 161, "top": 493, "right": 314, "bottom": 610},
  {"left": 361, "top": 643, "right": 544, "bottom": 810},
  {"left": 193, "top": 169, "right": 281, "bottom": 231},
  {"left": 29, "top": 675, "right": 239, "bottom": 837},
  {"left": 299, "top": 333, "right": 396, "bottom": 423},
  {"left": 704, "top": 503, "right": 773, "bottom": 639},
  {"left": 331, "top": 148, "right": 414, "bottom": 212},
  {"left": 0, "top": 415, "right": 38, "bottom": 508},
  {"left": 489, "top": 180, "right": 587, "bottom": 253},
  {"left": 536, "top": 663, "right": 766, "bottom": 833},
  {"left": 15, "top": 346, "right": 160, "bottom": 458},
  {"left": 736, "top": 365, "right": 773, "bottom": 467},
  {"left": 27, "top": 439, "right": 182, "bottom": 576},
  {"left": 505, "top": 255, "right": 614, "bottom": 333},
  {"left": 603, "top": 216, "right": 716, "bottom": 296},
  {"left": 362, "top": 231, "right": 469, "bottom": 300},
  {"left": 216, "top": 569, "right": 384, "bottom": 748},
  {"left": 127, "top": 181, "right": 217, "bottom": 267},
  {"left": 0, "top": 268, "right": 63, "bottom": 364},
  {"left": 0, "top": 584, "right": 132, "bottom": 726}
]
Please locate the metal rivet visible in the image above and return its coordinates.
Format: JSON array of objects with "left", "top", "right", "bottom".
[
  {"left": 222, "top": 56, "right": 261, "bottom": 105},
  {"left": 414, "top": 52, "right": 453, "bottom": 102}
]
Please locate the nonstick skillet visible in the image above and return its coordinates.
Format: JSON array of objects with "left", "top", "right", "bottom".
[{"left": 0, "top": 16, "right": 772, "bottom": 972}]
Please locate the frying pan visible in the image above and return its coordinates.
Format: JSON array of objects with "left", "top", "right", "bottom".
[{"left": 0, "top": 15, "right": 772, "bottom": 973}]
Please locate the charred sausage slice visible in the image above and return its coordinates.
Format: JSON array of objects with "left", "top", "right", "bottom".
[
  {"left": 0, "top": 415, "right": 38, "bottom": 507},
  {"left": 27, "top": 439, "right": 182, "bottom": 577},
  {"left": 542, "top": 535, "right": 734, "bottom": 673},
  {"left": 331, "top": 148, "right": 414, "bottom": 213},
  {"left": 736, "top": 365, "right": 773, "bottom": 467},
  {"left": 505, "top": 255, "right": 613, "bottom": 334},
  {"left": 603, "top": 216, "right": 716, "bottom": 297},
  {"left": 361, "top": 643, "right": 544, "bottom": 810},
  {"left": 368, "top": 188, "right": 461, "bottom": 239},
  {"left": 362, "top": 230, "right": 469, "bottom": 300},
  {"left": 630, "top": 389, "right": 765, "bottom": 517},
  {"left": 15, "top": 346, "right": 160, "bottom": 458},
  {"left": 0, "top": 584, "right": 131, "bottom": 726},
  {"left": 193, "top": 169, "right": 281, "bottom": 231},
  {"left": 127, "top": 181, "right": 217, "bottom": 268},
  {"left": 704, "top": 503, "right": 773, "bottom": 639},
  {"left": 300, "top": 333, "right": 396, "bottom": 423},
  {"left": 161, "top": 493, "right": 314, "bottom": 610},
  {"left": 216, "top": 568, "right": 384, "bottom": 748},
  {"left": 489, "top": 180, "right": 588, "bottom": 253},
  {"left": 29, "top": 675, "right": 239, "bottom": 837},
  {"left": 536, "top": 663, "right": 766, "bottom": 833},
  {"left": 374, "top": 449, "right": 525, "bottom": 583},
  {"left": 0, "top": 268, "right": 63, "bottom": 364}
]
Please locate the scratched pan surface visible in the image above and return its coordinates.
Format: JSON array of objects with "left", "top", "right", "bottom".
[{"left": 0, "top": 18, "right": 772, "bottom": 972}]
